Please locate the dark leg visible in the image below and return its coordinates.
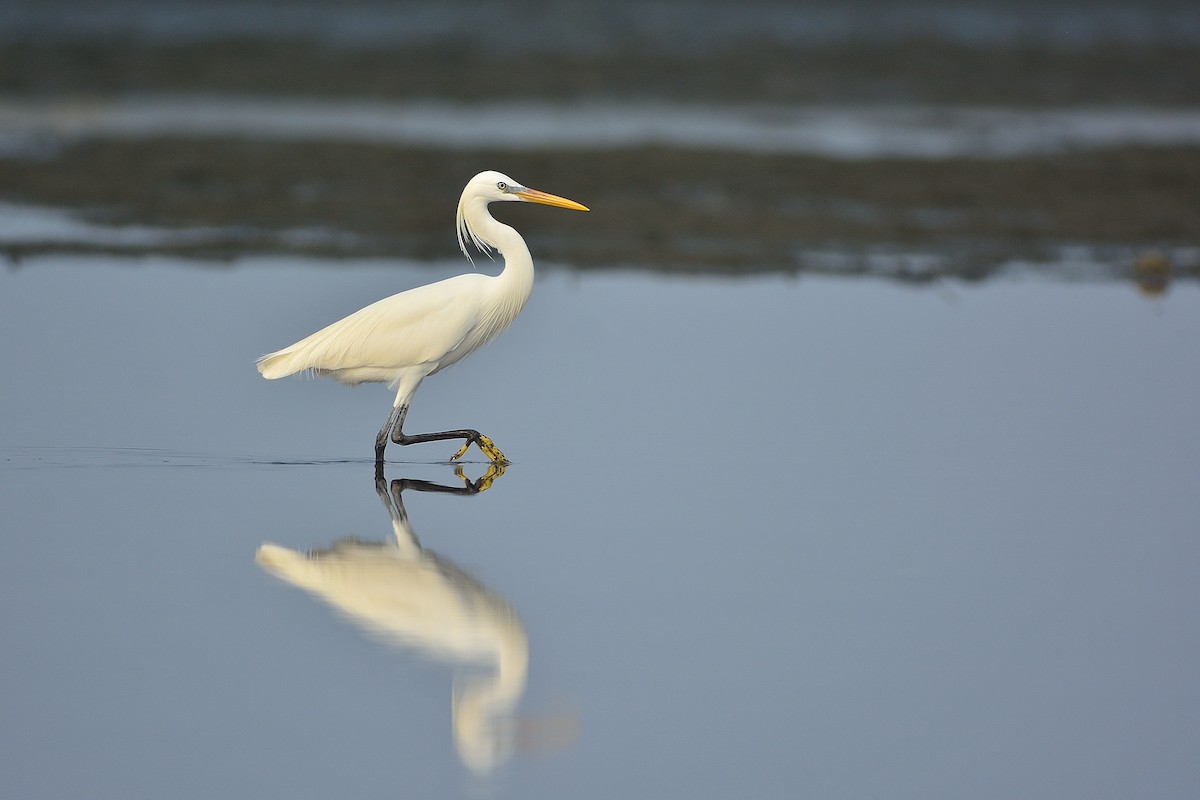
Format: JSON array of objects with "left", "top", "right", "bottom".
[
  {"left": 387, "top": 405, "right": 509, "bottom": 464},
  {"left": 375, "top": 404, "right": 405, "bottom": 464},
  {"left": 393, "top": 427, "right": 508, "bottom": 463}
]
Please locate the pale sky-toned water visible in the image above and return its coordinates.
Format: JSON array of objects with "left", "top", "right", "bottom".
[{"left": 2, "top": 256, "right": 1198, "bottom": 798}]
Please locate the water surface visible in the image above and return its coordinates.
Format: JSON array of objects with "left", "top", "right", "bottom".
[{"left": 2, "top": 257, "right": 1198, "bottom": 798}]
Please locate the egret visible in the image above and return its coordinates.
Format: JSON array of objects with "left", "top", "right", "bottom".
[{"left": 257, "top": 171, "right": 589, "bottom": 463}]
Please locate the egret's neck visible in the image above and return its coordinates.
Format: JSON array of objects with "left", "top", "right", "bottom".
[{"left": 467, "top": 203, "right": 535, "bottom": 303}]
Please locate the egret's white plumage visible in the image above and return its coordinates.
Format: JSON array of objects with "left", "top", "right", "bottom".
[{"left": 257, "top": 171, "right": 588, "bottom": 462}]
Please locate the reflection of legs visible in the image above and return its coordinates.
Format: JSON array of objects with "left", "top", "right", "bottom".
[
  {"left": 376, "top": 402, "right": 509, "bottom": 464},
  {"left": 372, "top": 461, "right": 506, "bottom": 554},
  {"left": 374, "top": 461, "right": 508, "bottom": 502}
]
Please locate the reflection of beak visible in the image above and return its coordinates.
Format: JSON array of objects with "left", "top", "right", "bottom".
[{"left": 517, "top": 188, "right": 590, "bottom": 212}]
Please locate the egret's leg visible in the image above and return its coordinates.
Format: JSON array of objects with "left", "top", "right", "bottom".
[
  {"left": 375, "top": 404, "right": 406, "bottom": 463},
  {"left": 388, "top": 413, "right": 509, "bottom": 464}
]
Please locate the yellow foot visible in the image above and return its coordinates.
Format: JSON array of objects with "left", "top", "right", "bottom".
[
  {"left": 449, "top": 434, "right": 509, "bottom": 464},
  {"left": 476, "top": 435, "right": 509, "bottom": 464}
]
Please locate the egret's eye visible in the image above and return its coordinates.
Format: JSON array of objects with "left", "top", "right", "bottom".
[{"left": 496, "top": 181, "right": 508, "bottom": 192}]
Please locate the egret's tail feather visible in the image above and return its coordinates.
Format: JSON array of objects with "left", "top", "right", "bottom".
[{"left": 257, "top": 349, "right": 307, "bottom": 379}]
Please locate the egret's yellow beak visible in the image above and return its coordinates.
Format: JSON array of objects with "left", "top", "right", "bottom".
[{"left": 516, "top": 188, "right": 590, "bottom": 212}]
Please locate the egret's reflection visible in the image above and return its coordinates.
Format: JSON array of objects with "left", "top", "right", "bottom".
[{"left": 256, "top": 464, "right": 529, "bottom": 773}]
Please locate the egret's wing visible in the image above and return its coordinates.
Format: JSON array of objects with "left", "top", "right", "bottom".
[{"left": 258, "top": 274, "right": 485, "bottom": 379}]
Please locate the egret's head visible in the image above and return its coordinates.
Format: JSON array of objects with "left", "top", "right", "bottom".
[
  {"left": 457, "top": 171, "right": 588, "bottom": 261},
  {"left": 463, "top": 170, "right": 589, "bottom": 209}
]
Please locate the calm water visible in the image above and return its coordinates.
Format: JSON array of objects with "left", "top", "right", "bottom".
[{"left": 2, "top": 257, "right": 1198, "bottom": 798}]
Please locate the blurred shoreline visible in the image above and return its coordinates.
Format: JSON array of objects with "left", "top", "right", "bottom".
[
  {"left": 1, "top": 1, "right": 1198, "bottom": 286},
  {"left": 3, "top": 137, "right": 1197, "bottom": 285}
]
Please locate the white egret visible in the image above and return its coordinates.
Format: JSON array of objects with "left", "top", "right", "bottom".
[{"left": 257, "top": 171, "right": 589, "bottom": 463}]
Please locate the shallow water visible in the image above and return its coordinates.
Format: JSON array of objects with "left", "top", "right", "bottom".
[{"left": 2, "top": 257, "right": 1198, "bottom": 798}]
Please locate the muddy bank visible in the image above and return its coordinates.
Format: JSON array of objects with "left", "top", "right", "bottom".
[{"left": 2, "top": 137, "right": 1198, "bottom": 275}]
